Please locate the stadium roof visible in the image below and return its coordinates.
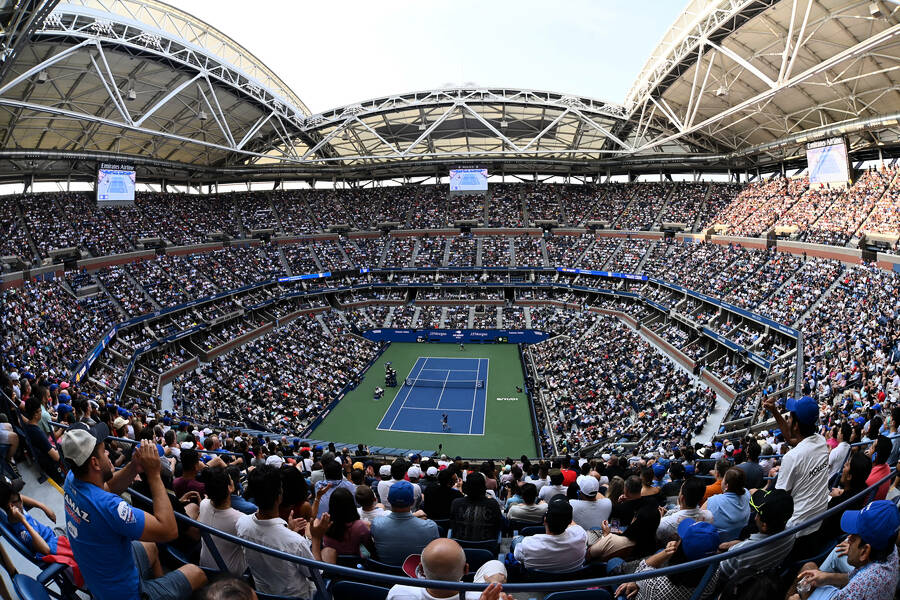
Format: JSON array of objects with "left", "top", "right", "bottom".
[{"left": 0, "top": 0, "right": 898, "bottom": 183}]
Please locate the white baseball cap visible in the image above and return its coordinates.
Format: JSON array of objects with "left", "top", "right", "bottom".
[
  {"left": 426, "top": 466, "right": 438, "bottom": 477},
  {"left": 576, "top": 475, "right": 599, "bottom": 497},
  {"left": 407, "top": 466, "right": 421, "bottom": 479},
  {"left": 379, "top": 465, "right": 391, "bottom": 476},
  {"left": 265, "top": 455, "right": 285, "bottom": 468}
]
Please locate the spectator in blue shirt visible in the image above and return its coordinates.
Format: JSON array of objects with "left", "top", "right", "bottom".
[
  {"left": 60, "top": 426, "right": 206, "bottom": 600},
  {"left": 0, "top": 478, "right": 58, "bottom": 558},
  {"left": 314, "top": 459, "right": 357, "bottom": 518},
  {"left": 704, "top": 468, "right": 751, "bottom": 542},
  {"left": 371, "top": 480, "right": 439, "bottom": 565}
]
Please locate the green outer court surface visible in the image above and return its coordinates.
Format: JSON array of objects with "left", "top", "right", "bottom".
[{"left": 311, "top": 342, "right": 536, "bottom": 457}]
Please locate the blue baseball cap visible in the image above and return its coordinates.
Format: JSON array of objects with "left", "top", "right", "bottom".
[
  {"left": 714, "top": 442, "right": 723, "bottom": 449},
  {"left": 56, "top": 404, "right": 73, "bottom": 414},
  {"left": 786, "top": 396, "right": 818, "bottom": 426},
  {"left": 387, "top": 480, "right": 415, "bottom": 508},
  {"left": 840, "top": 500, "right": 900, "bottom": 551},
  {"left": 684, "top": 464, "right": 696, "bottom": 476},
  {"left": 677, "top": 519, "right": 720, "bottom": 560},
  {"left": 652, "top": 463, "right": 666, "bottom": 478}
]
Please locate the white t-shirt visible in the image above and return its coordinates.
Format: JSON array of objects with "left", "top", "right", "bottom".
[
  {"left": 197, "top": 499, "right": 247, "bottom": 576},
  {"left": 513, "top": 524, "right": 587, "bottom": 572},
  {"left": 387, "top": 584, "right": 478, "bottom": 600},
  {"left": 235, "top": 514, "right": 316, "bottom": 598},
  {"left": 507, "top": 502, "right": 547, "bottom": 524},
  {"left": 358, "top": 505, "right": 386, "bottom": 525},
  {"left": 538, "top": 484, "right": 567, "bottom": 503},
  {"left": 776, "top": 434, "right": 830, "bottom": 533},
  {"left": 827, "top": 441, "right": 850, "bottom": 479},
  {"left": 570, "top": 498, "right": 612, "bottom": 530}
]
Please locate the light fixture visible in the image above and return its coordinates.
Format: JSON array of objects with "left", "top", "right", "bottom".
[
  {"left": 869, "top": 2, "right": 883, "bottom": 17},
  {"left": 500, "top": 120, "right": 509, "bottom": 128},
  {"left": 198, "top": 110, "right": 208, "bottom": 121},
  {"left": 714, "top": 86, "right": 728, "bottom": 97},
  {"left": 418, "top": 122, "right": 427, "bottom": 131},
  {"left": 36, "top": 70, "right": 47, "bottom": 84},
  {"left": 126, "top": 89, "right": 136, "bottom": 101}
]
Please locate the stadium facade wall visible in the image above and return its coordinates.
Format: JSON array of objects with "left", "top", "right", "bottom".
[
  {"left": 78, "top": 249, "right": 156, "bottom": 271},
  {"left": 473, "top": 228, "right": 542, "bottom": 236},
  {"left": 596, "top": 230, "right": 663, "bottom": 241},
  {"left": 709, "top": 235, "right": 767, "bottom": 250},
  {"left": 390, "top": 228, "right": 458, "bottom": 238},
  {"left": 417, "top": 299, "right": 504, "bottom": 306},
  {"left": 167, "top": 243, "right": 224, "bottom": 256},
  {"left": 876, "top": 252, "right": 900, "bottom": 272},
  {"left": 276, "top": 233, "right": 338, "bottom": 244},
  {"left": 776, "top": 241, "right": 862, "bottom": 264}
]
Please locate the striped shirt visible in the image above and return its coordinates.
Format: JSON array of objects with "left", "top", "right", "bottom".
[{"left": 718, "top": 532, "right": 796, "bottom": 579}]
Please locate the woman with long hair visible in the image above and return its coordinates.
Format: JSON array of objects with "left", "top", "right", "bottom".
[
  {"left": 321, "top": 487, "right": 374, "bottom": 562},
  {"left": 588, "top": 503, "right": 661, "bottom": 562}
]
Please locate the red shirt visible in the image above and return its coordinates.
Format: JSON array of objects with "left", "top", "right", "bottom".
[
  {"left": 866, "top": 463, "right": 891, "bottom": 501},
  {"left": 561, "top": 468, "right": 578, "bottom": 486}
]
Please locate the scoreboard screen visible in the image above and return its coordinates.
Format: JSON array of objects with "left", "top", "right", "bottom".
[
  {"left": 806, "top": 138, "right": 849, "bottom": 184},
  {"left": 449, "top": 168, "right": 488, "bottom": 192},
  {"left": 97, "top": 162, "right": 136, "bottom": 205}
]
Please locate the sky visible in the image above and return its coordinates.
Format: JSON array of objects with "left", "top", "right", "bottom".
[{"left": 176, "top": 0, "right": 687, "bottom": 114}]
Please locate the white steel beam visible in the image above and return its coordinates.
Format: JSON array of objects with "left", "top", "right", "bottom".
[
  {"left": 703, "top": 39, "right": 777, "bottom": 89},
  {"left": 0, "top": 38, "right": 92, "bottom": 96},
  {"left": 633, "top": 22, "right": 900, "bottom": 154},
  {"left": 134, "top": 73, "right": 202, "bottom": 127}
]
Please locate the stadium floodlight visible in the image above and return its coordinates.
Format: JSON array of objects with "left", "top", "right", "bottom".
[
  {"left": 500, "top": 120, "right": 509, "bottom": 128},
  {"left": 36, "top": 70, "right": 47, "bottom": 84},
  {"left": 418, "top": 122, "right": 427, "bottom": 131},
  {"left": 126, "top": 89, "right": 136, "bottom": 101},
  {"left": 198, "top": 110, "right": 209, "bottom": 121},
  {"left": 715, "top": 86, "right": 728, "bottom": 97}
]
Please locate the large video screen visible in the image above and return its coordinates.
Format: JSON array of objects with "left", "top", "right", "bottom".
[
  {"left": 97, "top": 162, "right": 136, "bottom": 204},
  {"left": 449, "top": 168, "right": 488, "bottom": 192},
  {"left": 806, "top": 138, "right": 849, "bottom": 184}
]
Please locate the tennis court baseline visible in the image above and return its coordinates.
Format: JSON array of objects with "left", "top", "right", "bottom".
[{"left": 376, "top": 357, "right": 488, "bottom": 435}]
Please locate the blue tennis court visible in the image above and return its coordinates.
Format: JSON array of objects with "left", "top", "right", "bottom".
[{"left": 377, "top": 357, "right": 488, "bottom": 435}]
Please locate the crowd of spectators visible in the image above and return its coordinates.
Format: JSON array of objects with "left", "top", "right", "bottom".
[
  {"left": 657, "top": 183, "right": 707, "bottom": 227},
  {"left": 480, "top": 237, "right": 512, "bottom": 267},
  {"left": 615, "top": 182, "right": 670, "bottom": 230},
  {"left": 528, "top": 313, "right": 717, "bottom": 455},
  {"left": 414, "top": 237, "right": 448, "bottom": 268},
  {"left": 512, "top": 236, "right": 544, "bottom": 267}
]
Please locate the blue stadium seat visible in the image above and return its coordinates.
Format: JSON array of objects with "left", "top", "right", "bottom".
[
  {"left": 364, "top": 557, "right": 406, "bottom": 576},
  {"left": 12, "top": 574, "right": 51, "bottom": 600},
  {"left": 544, "top": 589, "right": 612, "bottom": 600},
  {"left": 463, "top": 547, "right": 495, "bottom": 572},
  {"left": 331, "top": 580, "right": 391, "bottom": 600}
]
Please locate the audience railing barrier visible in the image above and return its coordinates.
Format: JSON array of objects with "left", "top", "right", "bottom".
[
  {"left": 124, "top": 467, "right": 897, "bottom": 600},
  {"left": 36, "top": 421, "right": 896, "bottom": 600}
]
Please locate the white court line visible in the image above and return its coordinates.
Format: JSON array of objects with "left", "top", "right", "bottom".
[
  {"left": 375, "top": 425, "right": 486, "bottom": 437},
  {"left": 403, "top": 407, "right": 471, "bottom": 412},
  {"left": 434, "top": 369, "right": 451, "bottom": 412},
  {"left": 466, "top": 363, "right": 477, "bottom": 435},
  {"left": 386, "top": 357, "right": 427, "bottom": 430},
  {"left": 419, "top": 368, "right": 479, "bottom": 374},
  {"left": 477, "top": 357, "right": 490, "bottom": 434}
]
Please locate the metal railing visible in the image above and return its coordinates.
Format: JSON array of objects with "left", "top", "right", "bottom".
[{"left": 38, "top": 420, "right": 898, "bottom": 600}]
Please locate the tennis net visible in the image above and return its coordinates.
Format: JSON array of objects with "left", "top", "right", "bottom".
[{"left": 405, "top": 377, "right": 483, "bottom": 389}]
